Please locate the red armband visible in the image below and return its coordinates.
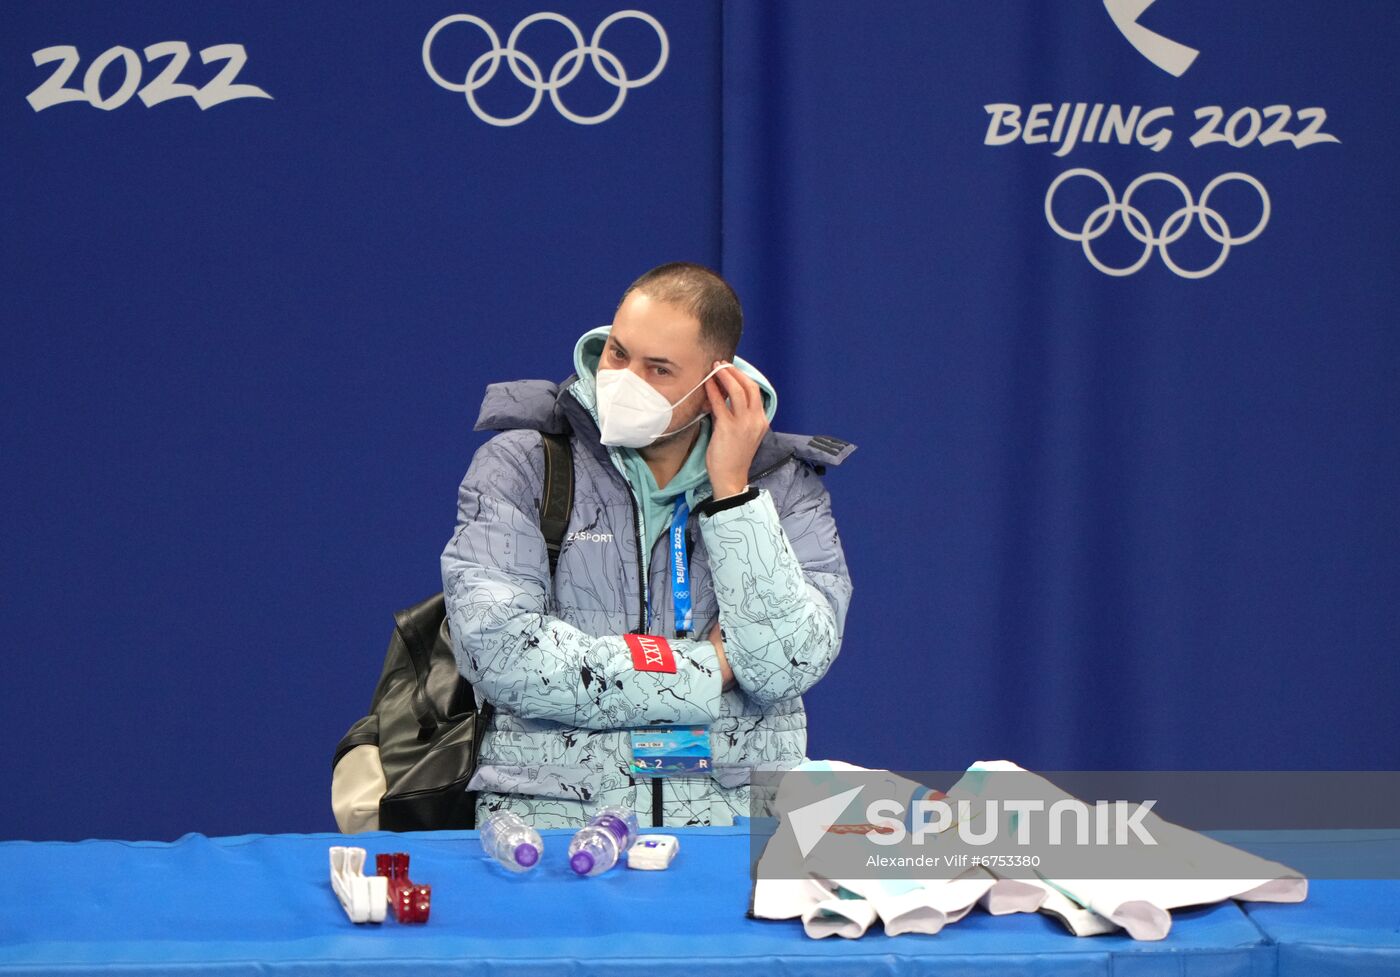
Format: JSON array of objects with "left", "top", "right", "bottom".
[{"left": 624, "top": 633, "right": 676, "bottom": 673}]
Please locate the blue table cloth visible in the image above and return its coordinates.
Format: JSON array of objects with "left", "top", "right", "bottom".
[
  {"left": 0, "top": 822, "right": 1288, "bottom": 977},
  {"left": 1221, "top": 830, "right": 1400, "bottom": 977}
]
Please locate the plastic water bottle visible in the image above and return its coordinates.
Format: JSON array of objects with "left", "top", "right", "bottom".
[
  {"left": 479, "top": 811, "right": 543, "bottom": 872},
  {"left": 568, "top": 805, "right": 640, "bottom": 876}
]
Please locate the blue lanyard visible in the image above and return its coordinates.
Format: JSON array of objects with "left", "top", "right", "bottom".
[
  {"left": 670, "top": 497, "right": 692, "bottom": 638},
  {"left": 643, "top": 497, "right": 694, "bottom": 637}
]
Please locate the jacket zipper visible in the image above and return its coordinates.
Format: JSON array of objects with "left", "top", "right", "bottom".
[
  {"left": 748, "top": 451, "right": 795, "bottom": 485},
  {"left": 622, "top": 485, "right": 664, "bottom": 828},
  {"left": 624, "top": 488, "right": 648, "bottom": 634}
]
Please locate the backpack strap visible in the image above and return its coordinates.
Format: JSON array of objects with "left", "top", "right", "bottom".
[
  {"left": 538, "top": 432, "right": 574, "bottom": 577},
  {"left": 393, "top": 595, "right": 449, "bottom": 736}
]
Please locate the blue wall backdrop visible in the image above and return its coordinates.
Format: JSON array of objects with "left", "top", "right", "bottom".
[{"left": 3, "top": 1, "right": 1397, "bottom": 841}]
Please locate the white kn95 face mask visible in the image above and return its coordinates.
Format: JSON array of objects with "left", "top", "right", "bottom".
[{"left": 595, "top": 362, "right": 731, "bottom": 449}]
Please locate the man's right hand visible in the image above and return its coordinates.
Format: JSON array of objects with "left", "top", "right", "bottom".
[{"left": 709, "top": 621, "right": 736, "bottom": 691}]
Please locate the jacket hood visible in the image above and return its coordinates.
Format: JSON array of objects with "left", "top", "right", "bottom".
[{"left": 473, "top": 330, "right": 856, "bottom": 475}]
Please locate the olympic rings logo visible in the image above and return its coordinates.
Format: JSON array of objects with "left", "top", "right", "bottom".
[
  {"left": 1044, "top": 168, "right": 1271, "bottom": 279},
  {"left": 422, "top": 10, "right": 668, "bottom": 126}
]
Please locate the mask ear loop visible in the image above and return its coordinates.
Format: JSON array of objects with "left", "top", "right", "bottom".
[
  {"left": 667, "top": 362, "right": 732, "bottom": 410},
  {"left": 663, "top": 362, "right": 733, "bottom": 436}
]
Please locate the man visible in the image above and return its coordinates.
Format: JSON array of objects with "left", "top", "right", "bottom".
[{"left": 440, "top": 262, "right": 855, "bottom": 829}]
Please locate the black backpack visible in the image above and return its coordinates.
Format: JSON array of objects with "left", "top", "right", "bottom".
[{"left": 330, "top": 432, "right": 574, "bottom": 832}]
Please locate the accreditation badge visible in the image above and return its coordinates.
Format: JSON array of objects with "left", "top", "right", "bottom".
[{"left": 628, "top": 725, "right": 712, "bottom": 777}]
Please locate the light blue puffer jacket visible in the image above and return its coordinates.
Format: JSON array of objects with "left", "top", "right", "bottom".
[{"left": 440, "top": 342, "right": 855, "bottom": 829}]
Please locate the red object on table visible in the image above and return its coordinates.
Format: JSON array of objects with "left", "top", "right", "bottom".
[{"left": 375, "top": 851, "right": 431, "bottom": 924}]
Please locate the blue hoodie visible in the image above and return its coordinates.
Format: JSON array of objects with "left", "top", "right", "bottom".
[{"left": 569, "top": 325, "right": 779, "bottom": 581}]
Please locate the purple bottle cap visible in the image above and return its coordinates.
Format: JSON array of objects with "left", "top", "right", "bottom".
[
  {"left": 514, "top": 843, "right": 539, "bottom": 868},
  {"left": 570, "top": 850, "right": 595, "bottom": 875}
]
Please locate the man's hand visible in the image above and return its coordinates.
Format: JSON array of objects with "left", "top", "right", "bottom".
[
  {"left": 704, "top": 362, "right": 769, "bottom": 500},
  {"left": 709, "top": 621, "right": 736, "bottom": 691}
]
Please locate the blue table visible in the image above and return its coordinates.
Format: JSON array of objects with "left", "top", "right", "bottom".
[{"left": 0, "top": 822, "right": 1384, "bottom": 977}]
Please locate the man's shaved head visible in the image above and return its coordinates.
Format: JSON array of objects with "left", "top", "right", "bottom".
[{"left": 616, "top": 262, "right": 743, "bottom": 361}]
